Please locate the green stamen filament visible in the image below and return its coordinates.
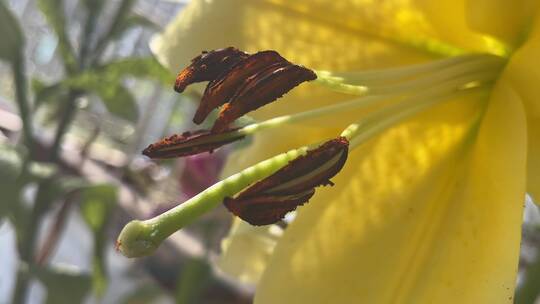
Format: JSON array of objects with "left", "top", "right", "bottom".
[
  {"left": 314, "top": 54, "right": 504, "bottom": 95},
  {"left": 320, "top": 54, "right": 499, "bottom": 83},
  {"left": 239, "top": 65, "right": 500, "bottom": 137},
  {"left": 342, "top": 85, "right": 488, "bottom": 149}
]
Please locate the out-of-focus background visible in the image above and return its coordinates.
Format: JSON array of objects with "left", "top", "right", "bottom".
[
  {"left": 0, "top": 0, "right": 252, "bottom": 303},
  {"left": 0, "top": 0, "right": 539, "bottom": 303}
]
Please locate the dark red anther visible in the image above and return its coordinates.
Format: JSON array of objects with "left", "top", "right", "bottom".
[
  {"left": 142, "top": 128, "right": 245, "bottom": 159},
  {"left": 193, "top": 50, "right": 289, "bottom": 124},
  {"left": 211, "top": 62, "right": 317, "bottom": 132},
  {"left": 224, "top": 190, "right": 315, "bottom": 226},
  {"left": 223, "top": 137, "right": 349, "bottom": 225},
  {"left": 174, "top": 47, "right": 248, "bottom": 93}
]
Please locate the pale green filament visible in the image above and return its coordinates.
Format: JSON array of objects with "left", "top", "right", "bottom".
[
  {"left": 239, "top": 68, "right": 501, "bottom": 137},
  {"left": 342, "top": 84, "right": 488, "bottom": 149},
  {"left": 238, "top": 95, "right": 388, "bottom": 135},
  {"left": 117, "top": 145, "right": 310, "bottom": 257},
  {"left": 314, "top": 54, "right": 504, "bottom": 96},
  {"left": 321, "top": 54, "right": 499, "bottom": 83}
]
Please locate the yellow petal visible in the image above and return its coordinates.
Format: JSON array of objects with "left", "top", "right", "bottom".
[
  {"left": 254, "top": 84, "right": 527, "bottom": 303},
  {"left": 413, "top": 0, "right": 507, "bottom": 55},
  {"left": 152, "top": 0, "right": 432, "bottom": 124},
  {"left": 465, "top": 0, "right": 539, "bottom": 48},
  {"left": 216, "top": 219, "right": 283, "bottom": 284},
  {"left": 151, "top": 0, "right": 513, "bottom": 128},
  {"left": 503, "top": 16, "right": 540, "bottom": 204}
]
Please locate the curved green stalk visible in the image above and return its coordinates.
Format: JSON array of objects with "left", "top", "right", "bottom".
[{"left": 117, "top": 145, "right": 310, "bottom": 257}]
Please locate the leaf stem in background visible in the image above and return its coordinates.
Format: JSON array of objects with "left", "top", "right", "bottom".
[
  {"left": 12, "top": 54, "right": 34, "bottom": 152},
  {"left": 12, "top": 264, "right": 30, "bottom": 304},
  {"left": 12, "top": 178, "right": 55, "bottom": 303},
  {"left": 79, "top": 0, "right": 104, "bottom": 69},
  {"left": 49, "top": 90, "right": 81, "bottom": 161},
  {"left": 35, "top": 192, "right": 77, "bottom": 266},
  {"left": 90, "top": 0, "right": 135, "bottom": 65}
]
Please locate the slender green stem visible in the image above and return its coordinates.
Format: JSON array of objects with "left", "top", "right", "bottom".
[
  {"left": 12, "top": 54, "right": 33, "bottom": 152},
  {"left": 117, "top": 145, "right": 311, "bottom": 257},
  {"left": 79, "top": 0, "right": 104, "bottom": 69},
  {"left": 12, "top": 178, "right": 54, "bottom": 304},
  {"left": 90, "top": 0, "right": 135, "bottom": 65},
  {"left": 12, "top": 264, "right": 30, "bottom": 304},
  {"left": 49, "top": 90, "right": 80, "bottom": 161}
]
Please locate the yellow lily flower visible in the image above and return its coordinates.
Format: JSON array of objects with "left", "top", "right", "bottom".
[{"left": 150, "top": 0, "right": 540, "bottom": 302}]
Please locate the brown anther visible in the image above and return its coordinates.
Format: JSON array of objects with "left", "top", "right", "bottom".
[
  {"left": 193, "top": 50, "right": 289, "bottom": 124},
  {"left": 142, "top": 128, "right": 245, "bottom": 159},
  {"left": 211, "top": 62, "right": 317, "bottom": 132},
  {"left": 174, "top": 47, "right": 248, "bottom": 93},
  {"left": 224, "top": 190, "right": 315, "bottom": 226},
  {"left": 223, "top": 137, "right": 349, "bottom": 225}
]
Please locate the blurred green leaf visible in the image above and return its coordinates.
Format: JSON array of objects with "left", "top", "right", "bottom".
[
  {"left": 110, "top": 14, "right": 160, "bottom": 40},
  {"left": 80, "top": 184, "right": 118, "bottom": 296},
  {"left": 32, "top": 78, "right": 66, "bottom": 107},
  {"left": 28, "top": 162, "right": 58, "bottom": 181},
  {"left": 34, "top": 265, "right": 91, "bottom": 304},
  {"left": 0, "top": 144, "right": 23, "bottom": 218},
  {"left": 37, "top": 0, "right": 77, "bottom": 72},
  {"left": 80, "top": 184, "right": 116, "bottom": 232},
  {"left": 40, "top": 176, "right": 89, "bottom": 207},
  {"left": 95, "top": 57, "right": 174, "bottom": 85},
  {"left": 105, "top": 0, "right": 137, "bottom": 38},
  {"left": 91, "top": 0, "right": 136, "bottom": 61},
  {"left": 175, "top": 258, "right": 211, "bottom": 304},
  {"left": 0, "top": 2, "right": 24, "bottom": 63},
  {"left": 120, "top": 283, "right": 165, "bottom": 304},
  {"left": 38, "top": 74, "right": 137, "bottom": 121},
  {"left": 0, "top": 144, "right": 23, "bottom": 180},
  {"left": 94, "top": 82, "right": 138, "bottom": 122},
  {"left": 80, "top": 0, "right": 105, "bottom": 15},
  {"left": 34, "top": 56, "right": 172, "bottom": 121}
]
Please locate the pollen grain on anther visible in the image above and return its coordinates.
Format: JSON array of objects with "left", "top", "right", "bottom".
[
  {"left": 142, "top": 128, "right": 245, "bottom": 159},
  {"left": 174, "top": 47, "right": 248, "bottom": 93},
  {"left": 193, "top": 50, "right": 289, "bottom": 124}
]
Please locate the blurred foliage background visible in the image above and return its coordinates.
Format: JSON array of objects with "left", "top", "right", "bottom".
[
  {"left": 0, "top": 0, "right": 251, "bottom": 303},
  {"left": 0, "top": 0, "right": 539, "bottom": 303}
]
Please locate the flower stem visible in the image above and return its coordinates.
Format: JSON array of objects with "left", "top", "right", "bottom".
[
  {"left": 49, "top": 90, "right": 81, "bottom": 161},
  {"left": 12, "top": 54, "right": 33, "bottom": 152}
]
